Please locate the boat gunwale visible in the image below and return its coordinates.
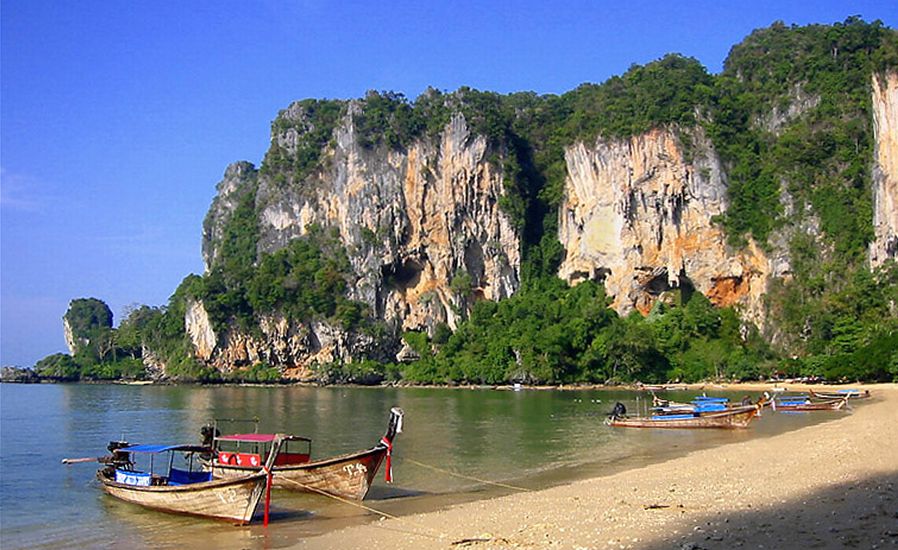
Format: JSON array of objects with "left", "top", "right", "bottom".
[{"left": 212, "top": 444, "right": 386, "bottom": 473}]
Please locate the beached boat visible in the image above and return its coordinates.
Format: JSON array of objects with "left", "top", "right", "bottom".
[
  {"left": 770, "top": 395, "right": 848, "bottom": 411},
  {"left": 650, "top": 394, "right": 761, "bottom": 415},
  {"left": 207, "top": 407, "right": 403, "bottom": 500},
  {"left": 607, "top": 403, "right": 761, "bottom": 429},
  {"left": 809, "top": 388, "right": 870, "bottom": 400},
  {"left": 96, "top": 436, "right": 284, "bottom": 524}
]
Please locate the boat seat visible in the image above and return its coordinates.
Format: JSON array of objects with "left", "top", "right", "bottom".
[
  {"left": 274, "top": 452, "right": 311, "bottom": 466},
  {"left": 218, "top": 452, "right": 262, "bottom": 467},
  {"left": 115, "top": 469, "right": 152, "bottom": 486},
  {"left": 168, "top": 468, "right": 212, "bottom": 485}
]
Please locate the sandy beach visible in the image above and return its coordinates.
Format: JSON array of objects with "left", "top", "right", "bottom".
[{"left": 294, "top": 384, "right": 898, "bottom": 549}]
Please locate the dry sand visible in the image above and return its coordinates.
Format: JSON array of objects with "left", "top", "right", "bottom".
[{"left": 295, "top": 384, "right": 898, "bottom": 549}]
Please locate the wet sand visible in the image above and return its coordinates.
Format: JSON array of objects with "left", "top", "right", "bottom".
[{"left": 293, "top": 384, "right": 898, "bottom": 549}]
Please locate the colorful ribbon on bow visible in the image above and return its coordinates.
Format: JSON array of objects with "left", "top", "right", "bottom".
[{"left": 381, "top": 436, "right": 394, "bottom": 483}]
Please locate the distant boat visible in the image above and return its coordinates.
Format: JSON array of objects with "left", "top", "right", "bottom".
[
  {"left": 206, "top": 407, "right": 403, "bottom": 501},
  {"left": 770, "top": 394, "right": 848, "bottom": 411},
  {"left": 651, "top": 394, "right": 760, "bottom": 415},
  {"left": 95, "top": 437, "right": 284, "bottom": 524},
  {"left": 809, "top": 388, "right": 870, "bottom": 400},
  {"left": 637, "top": 384, "right": 688, "bottom": 392},
  {"left": 607, "top": 403, "right": 761, "bottom": 429}
]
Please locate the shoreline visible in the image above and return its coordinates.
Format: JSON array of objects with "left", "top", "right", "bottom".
[
  {"left": 0, "top": 374, "right": 881, "bottom": 392},
  {"left": 293, "top": 383, "right": 898, "bottom": 549}
]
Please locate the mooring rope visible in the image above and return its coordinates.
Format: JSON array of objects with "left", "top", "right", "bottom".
[
  {"left": 278, "top": 478, "right": 445, "bottom": 541},
  {"left": 403, "top": 458, "right": 532, "bottom": 492}
]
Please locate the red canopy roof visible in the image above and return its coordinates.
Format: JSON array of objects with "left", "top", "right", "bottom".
[
  {"left": 216, "top": 433, "right": 277, "bottom": 442},
  {"left": 215, "top": 433, "right": 311, "bottom": 443}
]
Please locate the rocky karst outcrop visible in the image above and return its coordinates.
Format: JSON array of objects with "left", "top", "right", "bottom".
[
  {"left": 202, "top": 161, "right": 258, "bottom": 270},
  {"left": 870, "top": 71, "right": 898, "bottom": 268},
  {"left": 255, "top": 109, "right": 520, "bottom": 330},
  {"left": 191, "top": 67, "right": 898, "bottom": 370},
  {"left": 63, "top": 317, "right": 80, "bottom": 355},
  {"left": 184, "top": 299, "right": 381, "bottom": 374},
  {"left": 195, "top": 107, "right": 521, "bottom": 367},
  {"left": 557, "top": 126, "right": 774, "bottom": 324}
]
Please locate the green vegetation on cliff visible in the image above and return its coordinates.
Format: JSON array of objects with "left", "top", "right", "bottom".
[
  {"left": 712, "top": 18, "right": 897, "bottom": 360},
  {"left": 400, "top": 281, "right": 776, "bottom": 385},
  {"left": 714, "top": 17, "right": 893, "bottom": 250},
  {"left": 196, "top": 223, "right": 370, "bottom": 334},
  {"left": 263, "top": 99, "right": 346, "bottom": 185}
]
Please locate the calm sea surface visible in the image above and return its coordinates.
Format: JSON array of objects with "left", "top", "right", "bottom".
[{"left": 0, "top": 383, "right": 845, "bottom": 549}]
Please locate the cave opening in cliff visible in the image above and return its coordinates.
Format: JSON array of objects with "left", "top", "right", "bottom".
[
  {"left": 464, "top": 241, "right": 485, "bottom": 289},
  {"left": 677, "top": 269, "right": 696, "bottom": 305},
  {"left": 638, "top": 267, "right": 696, "bottom": 310},
  {"left": 382, "top": 259, "right": 423, "bottom": 291},
  {"left": 642, "top": 268, "right": 671, "bottom": 295}
]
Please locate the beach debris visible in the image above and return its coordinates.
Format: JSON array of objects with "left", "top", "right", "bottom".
[
  {"left": 451, "top": 535, "right": 511, "bottom": 546},
  {"left": 644, "top": 503, "right": 671, "bottom": 510}
]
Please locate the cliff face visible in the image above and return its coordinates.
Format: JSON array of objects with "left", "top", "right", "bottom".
[
  {"left": 871, "top": 72, "right": 898, "bottom": 268},
  {"left": 63, "top": 318, "right": 79, "bottom": 355},
  {"left": 557, "top": 127, "right": 774, "bottom": 323},
  {"left": 202, "top": 161, "right": 258, "bottom": 270},
  {"left": 184, "top": 299, "right": 380, "bottom": 374},
  {"left": 194, "top": 107, "right": 521, "bottom": 368},
  {"left": 253, "top": 108, "right": 520, "bottom": 331}
]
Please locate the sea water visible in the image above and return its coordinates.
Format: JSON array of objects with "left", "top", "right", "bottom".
[{"left": 0, "top": 383, "right": 841, "bottom": 549}]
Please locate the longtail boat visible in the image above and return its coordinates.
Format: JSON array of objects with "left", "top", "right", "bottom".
[
  {"left": 770, "top": 395, "right": 848, "bottom": 411},
  {"left": 95, "top": 436, "right": 284, "bottom": 524},
  {"left": 207, "top": 407, "right": 403, "bottom": 500},
  {"left": 809, "top": 388, "right": 870, "bottom": 400},
  {"left": 607, "top": 403, "right": 761, "bottom": 429},
  {"left": 651, "top": 394, "right": 761, "bottom": 415}
]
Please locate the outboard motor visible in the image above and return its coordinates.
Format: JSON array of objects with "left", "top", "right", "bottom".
[
  {"left": 103, "top": 440, "right": 133, "bottom": 473},
  {"left": 200, "top": 424, "right": 220, "bottom": 447},
  {"left": 199, "top": 424, "right": 220, "bottom": 461},
  {"left": 609, "top": 402, "right": 627, "bottom": 419}
]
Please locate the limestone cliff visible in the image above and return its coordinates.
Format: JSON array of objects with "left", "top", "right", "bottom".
[
  {"left": 62, "top": 317, "right": 79, "bottom": 355},
  {"left": 557, "top": 126, "right": 774, "bottom": 324},
  {"left": 190, "top": 63, "right": 898, "bottom": 371},
  {"left": 202, "top": 161, "right": 258, "bottom": 270},
  {"left": 195, "top": 104, "right": 521, "bottom": 368},
  {"left": 871, "top": 71, "right": 898, "bottom": 268},
  {"left": 184, "top": 299, "right": 381, "bottom": 374},
  {"left": 254, "top": 108, "right": 520, "bottom": 330}
]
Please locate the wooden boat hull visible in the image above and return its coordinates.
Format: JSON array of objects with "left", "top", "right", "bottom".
[
  {"left": 609, "top": 405, "right": 760, "bottom": 429},
  {"left": 97, "top": 470, "right": 267, "bottom": 524},
  {"left": 211, "top": 445, "right": 387, "bottom": 500},
  {"left": 809, "top": 389, "right": 869, "bottom": 400},
  {"left": 774, "top": 398, "right": 847, "bottom": 411}
]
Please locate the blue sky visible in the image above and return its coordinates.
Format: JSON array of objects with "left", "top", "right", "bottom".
[{"left": 2, "top": 1, "right": 896, "bottom": 367}]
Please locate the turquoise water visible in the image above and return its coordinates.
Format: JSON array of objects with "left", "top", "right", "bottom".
[{"left": 0, "top": 384, "right": 840, "bottom": 548}]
